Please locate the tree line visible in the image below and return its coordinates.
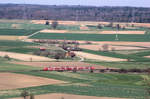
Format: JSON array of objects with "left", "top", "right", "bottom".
[{"left": 0, "top": 4, "right": 150, "bottom": 23}]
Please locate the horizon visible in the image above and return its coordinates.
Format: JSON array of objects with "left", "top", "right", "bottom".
[{"left": 0, "top": 0, "right": 150, "bottom": 8}]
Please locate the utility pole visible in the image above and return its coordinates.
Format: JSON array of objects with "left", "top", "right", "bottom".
[
  {"left": 22, "top": 1, "right": 27, "bottom": 20},
  {"left": 132, "top": 8, "right": 135, "bottom": 23},
  {"left": 115, "top": 24, "right": 119, "bottom": 41},
  {"left": 75, "top": 10, "right": 79, "bottom": 21},
  {"left": 115, "top": 33, "right": 119, "bottom": 41}
]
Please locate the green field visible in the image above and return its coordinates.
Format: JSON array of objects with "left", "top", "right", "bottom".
[
  {"left": 0, "top": 61, "right": 148, "bottom": 99},
  {"left": 0, "top": 47, "right": 39, "bottom": 54},
  {"left": 0, "top": 40, "right": 37, "bottom": 47},
  {"left": 30, "top": 33, "right": 150, "bottom": 42},
  {"left": 0, "top": 29, "right": 40, "bottom": 36},
  {"left": 0, "top": 20, "right": 150, "bottom": 99},
  {"left": 87, "top": 61, "right": 150, "bottom": 69},
  {"left": 82, "top": 49, "right": 150, "bottom": 62}
]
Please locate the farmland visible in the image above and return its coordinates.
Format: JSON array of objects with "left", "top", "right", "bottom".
[
  {"left": 0, "top": 57, "right": 148, "bottom": 99},
  {"left": 30, "top": 33, "right": 150, "bottom": 42},
  {"left": 0, "top": 19, "right": 150, "bottom": 99},
  {"left": 0, "top": 29, "right": 40, "bottom": 36}
]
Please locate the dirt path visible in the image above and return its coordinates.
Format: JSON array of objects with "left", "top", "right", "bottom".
[
  {"left": 0, "top": 51, "right": 55, "bottom": 61},
  {"left": 11, "top": 93, "right": 127, "bottom": 99},
  {"left": 0, "top": 73, "right": 65, "bottom": 90},
  {"left": 74, "top": 51, "right": 126, "bottom": 62}
]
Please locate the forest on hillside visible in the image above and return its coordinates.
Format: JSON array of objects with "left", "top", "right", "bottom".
[{"left": 0, "top": 4, "right": 150, "bottom": 23}]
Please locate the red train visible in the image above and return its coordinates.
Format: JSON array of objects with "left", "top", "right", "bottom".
[{"left": 43, "top": 66, "right": 95, "bottom": 71}]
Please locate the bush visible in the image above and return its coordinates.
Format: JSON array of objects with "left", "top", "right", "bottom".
[
  {"left": 20, "top": 90, "right": 29, "bottom": 99},
  {"left": 45, "top": 21, "right": 49, "bottom": 25},
  {"left": 4, "top": 55, "right": 10, "bottom": 60},
  {"left": 97, "top": 24, "right": 102, "bottom": 29}
]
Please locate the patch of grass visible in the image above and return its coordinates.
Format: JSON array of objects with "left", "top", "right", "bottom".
[{"left": 30, "top": 33, "right": 150, "bottom": 42}]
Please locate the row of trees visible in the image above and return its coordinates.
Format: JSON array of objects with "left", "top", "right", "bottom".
[
  {"left": 0, "top": 4, "right": 150, "bottom": 23},
  {"left": 45, "top": 21, "right": 58, "bottom": 29}
]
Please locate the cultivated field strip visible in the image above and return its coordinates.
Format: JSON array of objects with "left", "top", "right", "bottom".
[
  {"left": 0, "top": 51, "right": 55, "bottom": 61},
  {"left": 74, "top": 51, "right": 127, "bottom": 62}
]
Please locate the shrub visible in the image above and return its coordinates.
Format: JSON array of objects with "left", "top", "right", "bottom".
[{"left": 4, "top": 55, "right": 10, "bottom": 60}]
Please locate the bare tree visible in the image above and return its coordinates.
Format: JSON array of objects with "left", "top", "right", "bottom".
[
  {"left": 102, "top": 44, "right": 109, "bottom": 52},
  {"left": 97, "top": 24, "right": 102, "bottom": 29},
  {"left": 20, "top": 90, "right": 29, "bottom": 99},
  {"left": 4, "top": 54, "right": 10, "bottom": 60},
  {"left": 51, "top": 21, "right": 58, "bottom": 29},
  {"left": 107, "top": 22, "right": 113, "bottom": 27},
  {"left": 144, "top": 74, "right": 150, "bottom": 99},
  {"left": 30, "top": 94, "right": 35, "bottom": 99},
  {"left": 111, "top": 47, "right": 116, "bottom": 51},
  {"left": 54, "top": 53, "right": 61, "bottom": 61},
  {"left": 116, "top": 24, "right": 120, "bottom": 30}
]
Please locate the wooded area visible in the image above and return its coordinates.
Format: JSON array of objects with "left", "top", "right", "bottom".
[{"left": 0, "top": 4, "right": 150, "bottom": 23}]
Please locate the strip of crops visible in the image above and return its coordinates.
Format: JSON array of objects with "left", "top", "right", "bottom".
[
  {"left": 0, "top": 29, "right": 40, "bottom": 36},
  {"left": 131, "top": 50, "right": 150, "bottom": 57},
  {"left": 0, "top": 40, "right": 37, "bottom": 47},
  {"left": 30, "top": 33, "right": 150, "bottom": 42},
  {"left": 0, "top": 71, "right": 147, "bottom": 99},
  {"left": 82, "top": 49, "right": 150, "bottom": 62}
]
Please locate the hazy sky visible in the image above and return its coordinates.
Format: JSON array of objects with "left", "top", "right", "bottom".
[{"left": 0, "top": 0, "right": 150, "bottom": 7}]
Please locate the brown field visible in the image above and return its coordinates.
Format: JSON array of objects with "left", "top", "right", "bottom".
[
  {"left": 40, "top": 29, "right": 68, "bottom": 33},
  {"left": 40, "top": 29, "right": 100, "bottom": 34},
  {"left": 11, "top": 93, "right": 127, "bottom": 99},
  {"left": 13, "top": 61, "right": 109, "bottom": 69},
  {"left": 31, "top": 20, "right": 77, "bottom": 25},
  {"left": 74, "top": 51, "right": 126, "bottom": 62},
  {"left": 0, "top": 73, "right": 65, "bottom": 90},
  {"left": 31, "top": 20, "right": 106, "bottom": 26},
  {"left": 18, "top": 36, "right": 28, "bottom": 40},
  {"left": 0, "top": 51, "right": 55, "bottom": 61},
  {"left": 31, "top": 20, "right": 150, "bottom": 28},
  {"left": 0, "top": 36, "right": 28, "bottom": 40},
  {"left": 0, "top": 36, "right": 21, "bottom": 40},
  {"left": 100, "top": 31, "right": 145, "bottom": 34},
  {"left": 144, "top": 56, "right": 150, "bottom": 58},
  {"left": 93, "top": 41, "right": 150, "bottom": 48},
  {"left": 0, "top": 19, "right": 26, "bottom": 23},
  {"left": 79, "top": 44, "right": 147, "bottom": 51}
]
